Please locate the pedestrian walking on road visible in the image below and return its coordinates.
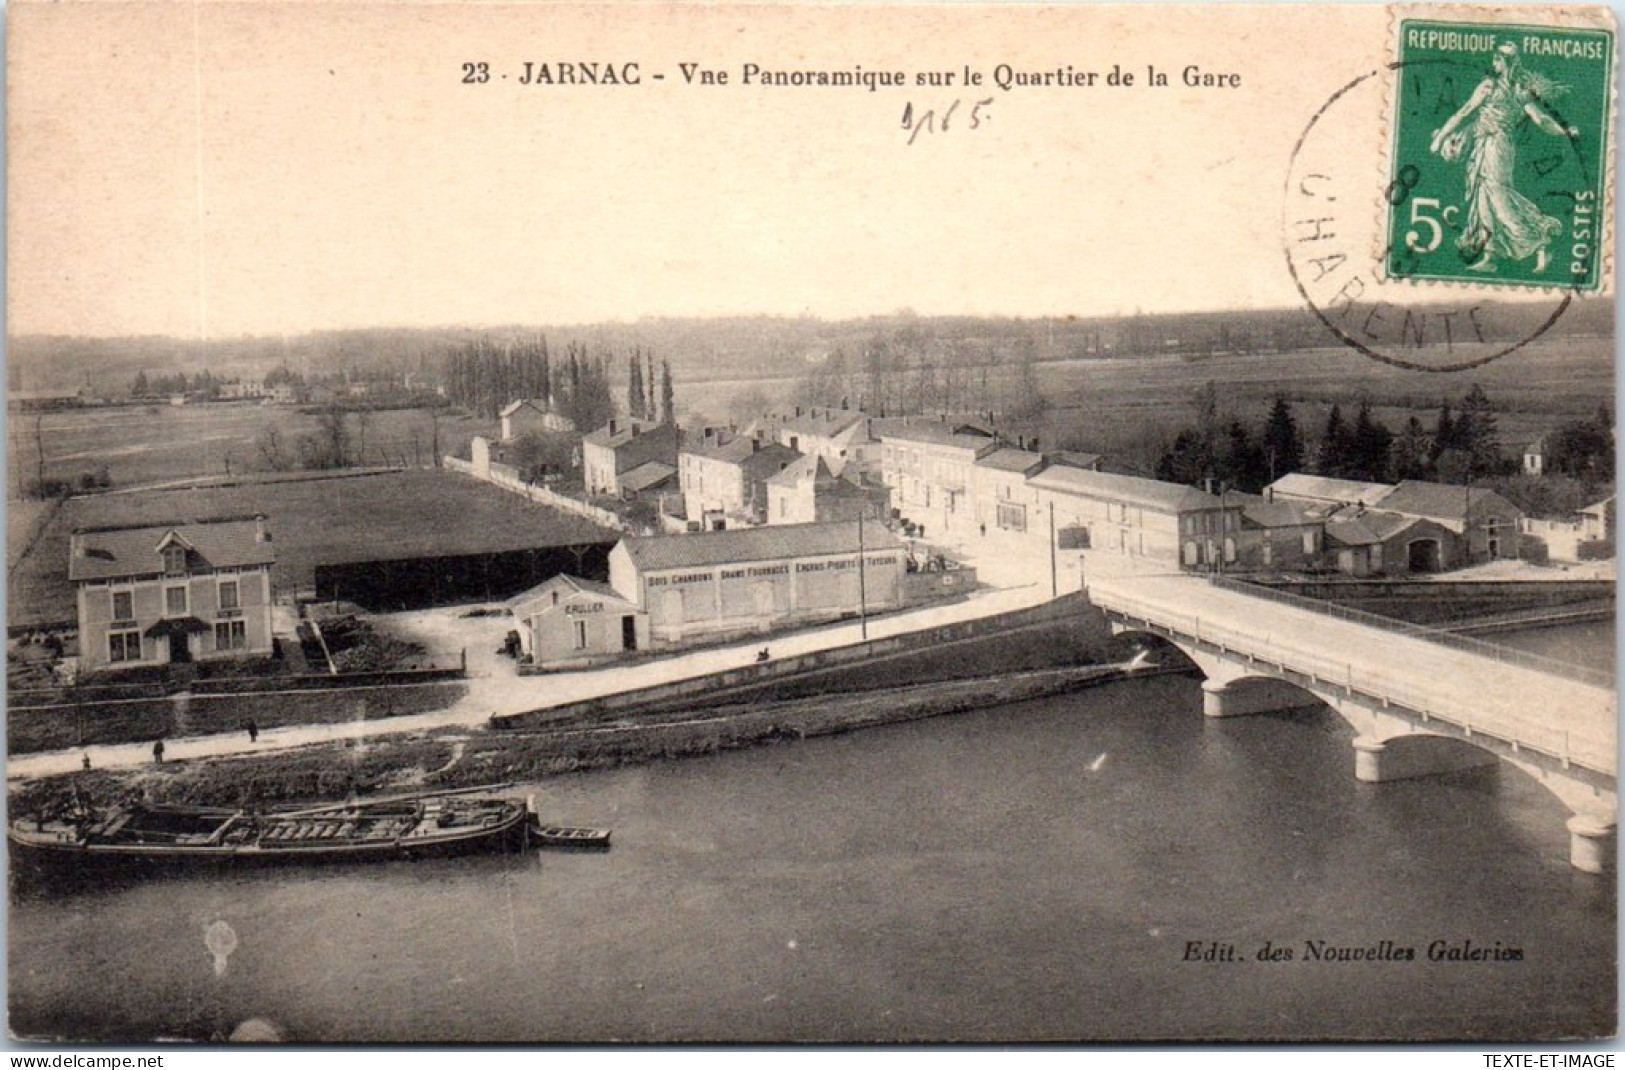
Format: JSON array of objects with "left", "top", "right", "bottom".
[
  {"left": 152, "top": 739, "right": 166, "bottom": 764},
  {"left": 247, "top": 720, "right": 259, "bottom": 743},
  {"left": 81, "top": 753, "right": 91, "bottom": 772}
]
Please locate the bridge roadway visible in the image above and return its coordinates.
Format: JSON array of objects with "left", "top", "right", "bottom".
[{"left": 1087, "top": 570, "right": 1617, "bottom": 782}]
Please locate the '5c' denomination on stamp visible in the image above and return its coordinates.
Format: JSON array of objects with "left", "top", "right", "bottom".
[{"left": 1387, "top": 18, "right": 1613, "bottom": 290}]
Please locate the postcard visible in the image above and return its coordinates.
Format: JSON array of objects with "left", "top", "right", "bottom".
[{"left": 5, "top": 0, "right": 1617, "bottom": 1044}]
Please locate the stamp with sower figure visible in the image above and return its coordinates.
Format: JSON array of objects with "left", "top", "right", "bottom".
[{"left": 1387, "top": 19, "right": 1612, "bottom": 290}]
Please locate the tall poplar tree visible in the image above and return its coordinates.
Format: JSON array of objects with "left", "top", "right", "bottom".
[{"left": 661, "top": 359, "right": 676, "bottom": 425}]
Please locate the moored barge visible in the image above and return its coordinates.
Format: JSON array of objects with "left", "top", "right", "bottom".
[{"left": 9, "top": 794, "right": 533, "bottom": 869}]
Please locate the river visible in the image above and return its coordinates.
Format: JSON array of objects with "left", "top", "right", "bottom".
[{"left": 8, "top": 668, "right": 1614, "bottom": 1044}]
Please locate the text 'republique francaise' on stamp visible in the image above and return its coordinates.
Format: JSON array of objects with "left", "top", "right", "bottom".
[{"left": 1285, "top": 5, "right": 1615, "bottom": 372}]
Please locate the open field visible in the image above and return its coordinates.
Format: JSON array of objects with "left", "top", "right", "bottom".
[
  {"left": 1019, "top": 334, "right": 1613, "bottom": 470},
  {"left": 6, "top": 401, "right": 496, "bottom": 499},
  {"left": 9, "top": 468, "right": 617, "bottom": 628},
  {"left": 674, "top": 333, "right": 1612, "bottom": 466},
  {"left": 9, "top": 328, "right": 1607, "bottom": 490}
]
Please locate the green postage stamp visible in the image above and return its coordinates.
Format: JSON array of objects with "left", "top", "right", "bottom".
[{"left": 1387, "top": 17, "right": 1613, "bottom": 289}]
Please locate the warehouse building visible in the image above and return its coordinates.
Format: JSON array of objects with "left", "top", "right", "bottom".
[{"left": 607, "top": 520, "right": 906, "bottom": 647}]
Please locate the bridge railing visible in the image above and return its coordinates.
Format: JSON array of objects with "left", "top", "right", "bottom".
[
  {"left": 1206, "top": 575, "right": 1614, "bottom": 689},
  {"left": 1091, "top": 582, "right": 1616, "bottom": 777}
]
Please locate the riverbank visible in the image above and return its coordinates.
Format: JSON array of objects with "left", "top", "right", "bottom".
[{"left": 9, "top": 656, "right": 1187, "bottom": 817}]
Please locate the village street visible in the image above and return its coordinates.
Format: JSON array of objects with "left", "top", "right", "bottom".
[{"left": 6, "top": 526, "right": 1077, "bottom": 782}]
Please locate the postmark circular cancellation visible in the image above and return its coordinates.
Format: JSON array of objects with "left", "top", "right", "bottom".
[{"left": 1284, "top": 8, "right": 1614, "bottom": 372}]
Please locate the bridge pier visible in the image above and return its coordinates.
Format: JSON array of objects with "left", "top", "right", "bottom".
[
  {"left": 1200, "top": 677, "right": 1317, "bottom": 718},
  {"left": 1566, "top": 812, "right": 1616, "bottom": 875},
  {"left": 1099, "top": 598, "right": 1616, "bottom": 875},
  {"left": 1182, "top": 650, "right": 1317, "bottom": 718},
  {"left": 1352, "top": 734, "right": 1499, "bottom": 783}
]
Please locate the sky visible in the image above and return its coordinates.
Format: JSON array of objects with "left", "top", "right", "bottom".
[{"left": 2, "top": 2, "right": 1598, "bottom": 338}]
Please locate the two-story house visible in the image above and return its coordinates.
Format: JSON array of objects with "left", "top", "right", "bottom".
[
  {"left": 679, "top": 429, "right": 801, "bottom": 529},
  {"left": 753, "top": 406, "right": 879, "bottom": 480},
  {"left": 875, "top": 417, "right": 1000, "bottom": 540},
  {"left": 500, "top": 398, "right": 574, "bottom": 441},
  {"left": 70, "top": 516, "right": 277, "bottom": 674},
  {"left": 765, "top": 454, "right": 887, "bottom": 526},
  {"left": 581, "top": 418, "right": 681, "bottom": 498}
]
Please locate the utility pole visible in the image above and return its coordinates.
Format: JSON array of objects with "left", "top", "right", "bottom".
[
  {"left": 1049, "top": 501, "right": 1058, "bottom": 598},
  {"left": 857, "top": 511, "right": 869, "bottom": 641},
  {"left": 33, "top": 415, "right": 46, "bottom": 496},
  {"left": 1464, "top": 482, "right": 1473, "bottom": 566}
]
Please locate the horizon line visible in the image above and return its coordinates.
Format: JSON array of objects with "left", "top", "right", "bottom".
[{"left": 8, "top": 295, "right": 1603, "bottom": 345}]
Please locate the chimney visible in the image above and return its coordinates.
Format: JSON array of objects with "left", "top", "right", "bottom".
[
  {"left": 790, "top": 436, "right": 799, "bottom": 451},
  {"left": 751, "top": 439, "right": 761, "bottom": 454},
  {"left": 632, "top": 424, "right": 641, "bottom": 439},
  {"left": 609, "top": 418, "right": 618, "bottom": 435}
]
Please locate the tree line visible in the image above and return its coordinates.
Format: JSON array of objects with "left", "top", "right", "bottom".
[
  {"left": 1154, "top": 382, "right": 1614, "bottom": 507},
  {"left": 441, "top": 336, "right": 674, "bottom": 431},
  {"left": 793, "top": 326, "right": 1045, "bottom": 421},
  {"left": 130, "top": 368, "right": 227, "bottom": 399}
]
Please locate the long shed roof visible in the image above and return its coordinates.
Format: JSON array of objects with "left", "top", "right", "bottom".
[{"left": 618, "top": 519, "right": 902, "bottom": 572}]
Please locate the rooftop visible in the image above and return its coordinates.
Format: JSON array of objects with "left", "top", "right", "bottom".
[
  {"left": 762, "top": 406, "right": 869, "bottom": 439},
  {"left": 873, "top": 416, "right": 999, "bottom": 453},
  {"left": 1323, "top": 511, "right": 1420, "bottom": 547},
  {"left": 1231, "top": 494, "right": 1316, "bottom": 529},
  {"left": 500, "top": 398, "right": 560, "bottom": 419},
  {"left": 767, "top": 455, "right": 874, "bottom": 498},
  {"left": 1580, "top": 496, "right": 1615, "bottom": 517},
  {"left": 69, "top": 516, "right": 275, "bottom": 582},
  {"left": 618, "top": 460, "right": 678, "bottom": 493},
  {"left": 1043, "top": 450, "right": 1104, "bottom": 472},
  {"left": 1027, "top": 467, "right": 1226, "bottom": 513},
  {"left": 683, "top": 432, "right": 802, "bottom": 471},
  {"left": 509, "top": 573, "right": 632, "bottom": 612},
  {"left": 976, "top": 447, "right": 1046, "bottom": 474},
  {"left": 619, "top": 519, "right": 903, "bottom": 572},
  {"left": 1375, "top": 480, "right": 1522, "bottom": 522},
  {"left": 583, "top": 417, "right": 667, "bottom": 449},
  {"left": 1265, "top": 473, "right": 1396, "bottom": 507}
]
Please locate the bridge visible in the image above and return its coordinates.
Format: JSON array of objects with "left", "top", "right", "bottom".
[{"left": 1087, "top": 569, "right": 1617, "bottom": 873}]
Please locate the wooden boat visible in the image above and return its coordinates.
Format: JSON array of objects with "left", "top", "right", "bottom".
[
  {"left": 8, "top": 793, "right": 532, "bottom": 869},
  {"left": 531, "top": 823, "right": 612, "bottom": 850}
]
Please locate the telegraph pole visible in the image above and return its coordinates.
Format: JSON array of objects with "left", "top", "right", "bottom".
[
  {"left": 857, "top": 511, "right": 869, "bottom": 641},
  {"left": 1049, "top": 501, "right": 1058, "bottom": 598}
]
